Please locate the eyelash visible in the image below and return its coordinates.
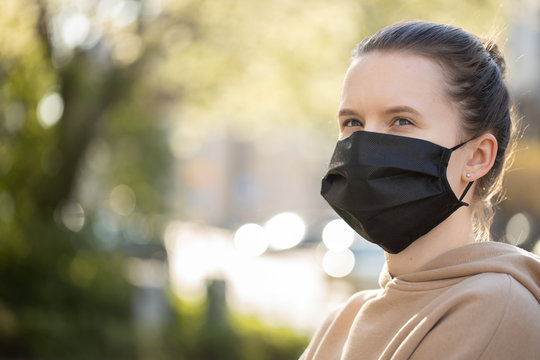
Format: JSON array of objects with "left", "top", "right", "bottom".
[
  {"left": 342, "top": 117, "right": 413, "bottom": 128},
  {"left": 343, "top": 119, "right": 363, "bottom": 128},
  {"left": 392, "top": 117, "right": 413, "bottom": 126}
]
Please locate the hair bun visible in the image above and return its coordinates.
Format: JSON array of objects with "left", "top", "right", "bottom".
[{"left": 482, "top": 39, "right": 506, "bottom": 78}]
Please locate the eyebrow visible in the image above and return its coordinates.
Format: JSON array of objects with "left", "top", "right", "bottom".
[
  {"left": 384, "top": 105, "right": 421, "bottom": 116},
  {"left": 337, "top": 109, "right": 360, "bottom": 118},
  {"left": 337, "top": 106, "right": 421, "bottom": 117}
]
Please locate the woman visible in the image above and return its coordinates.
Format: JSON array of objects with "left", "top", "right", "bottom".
[{"left": 301, "top": 21, "right": 540, "bottom": 359}]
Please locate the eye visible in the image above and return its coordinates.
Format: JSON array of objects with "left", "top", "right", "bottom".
[
  {"left": 343, "top": 119, "right": 364, "bottom": 128},
  {"left": 393, "top": 117, "right": 413, "bottom": 126}
]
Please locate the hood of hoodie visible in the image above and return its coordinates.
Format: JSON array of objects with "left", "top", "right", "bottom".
[{"left": 379, "top": 241, "right": 540, "bottom": 302}]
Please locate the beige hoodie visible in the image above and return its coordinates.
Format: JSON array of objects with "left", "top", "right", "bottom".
[{"left": 300, "top": 242, "right": 540, "bottom": 360}]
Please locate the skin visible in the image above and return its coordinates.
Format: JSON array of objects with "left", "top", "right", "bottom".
[{"left": 338, "top": 51, "right": 498, "bottom": 276}]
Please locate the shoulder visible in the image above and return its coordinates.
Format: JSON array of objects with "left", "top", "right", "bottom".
[
  {"left": 428, "top": 272, "right": 538, "bottom": 335},
  {"left": 448, "top": 272, "right": 538, "bottom": 317},
  {"left": 299, "top": 289, "right": 380, "bottom": 360},
  {"left": 460, "top": 270, "right": 537, "bottom": 304},
  {"left": 475, "top": 273, "right": 540, "bottom": 359},
  {"left": 410, "top": 273, "right": 540, "bottom": 359},
  {"left": 319, "top": 288, "right": 381, "bottom": 332},
  {"left": 344, "top": 289, "right": 381, "bottom": 309}
]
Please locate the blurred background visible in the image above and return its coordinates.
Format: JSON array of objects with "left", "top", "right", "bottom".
[{"left": 1, "top": 0, "right": 539, "bottom": 358}]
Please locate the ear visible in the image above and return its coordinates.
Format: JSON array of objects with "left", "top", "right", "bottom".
[{"left": 464, "top": 133, "right": 498, "bottom": 181}]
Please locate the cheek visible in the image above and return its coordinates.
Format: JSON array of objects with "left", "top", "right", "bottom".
[
  {"left": 338, "top": 128, "right": 355, "bottom": 140},
  {"left": 446, "top": 151, "right": 467, "bottom": 195}
]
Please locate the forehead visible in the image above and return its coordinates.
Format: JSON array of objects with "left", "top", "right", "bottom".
[{"left": 341, "top": 51, "right": 450, "bottom": 107}]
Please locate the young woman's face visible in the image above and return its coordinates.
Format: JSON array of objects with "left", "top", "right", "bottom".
[
  {"left": 338, "top": 51, "right": 462, "bottom": 147},
  {"left": 338, "top": 50, "right": 469, "bottom": 197}
]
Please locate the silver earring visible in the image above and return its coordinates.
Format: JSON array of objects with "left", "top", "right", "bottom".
[{"left": 466, "top": 173, "right": 471, "bottom": 179}]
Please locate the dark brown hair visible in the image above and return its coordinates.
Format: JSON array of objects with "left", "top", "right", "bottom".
[{"left": 352, "top": 21, "right": 515, "bottom": 240}]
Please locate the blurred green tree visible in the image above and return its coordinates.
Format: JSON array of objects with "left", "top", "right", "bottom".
[{"left": 0, "top": 0, "right": 172, "bottom": 356}]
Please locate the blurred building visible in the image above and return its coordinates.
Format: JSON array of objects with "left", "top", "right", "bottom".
[
  {"left": 508, "top": 2, "right": 540, "bottom": 139},
  {"left": 497, "top": 3, "right": 540, "bottom": 251},
  {"left": 174, "top": 126, "right": 334, "bottom": 229}
]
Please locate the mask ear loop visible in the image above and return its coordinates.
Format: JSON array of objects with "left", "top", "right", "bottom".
[
  {"left": 458, "top": 181, "right": 474, "bottom": 206},
  {"left": 449, "top": 139, "right": 470, "bottom": 151},
  {"left": 450, "top": 137, "right": 476, "bottom": 207}
]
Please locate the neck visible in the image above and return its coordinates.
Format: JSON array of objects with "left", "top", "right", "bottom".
[{"left": 384, "top": 207, "right": 476, "bottom": 277}]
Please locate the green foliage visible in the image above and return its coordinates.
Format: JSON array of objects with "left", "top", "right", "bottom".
[
  {"left": 158, "top": 294, "right": 309, "bottom": 360},
  {"left": 0, "top": 221, "right": 136, "bottom": 358},
  {"left": 233, "top": 315, "right": 309, "bottom": 360}
]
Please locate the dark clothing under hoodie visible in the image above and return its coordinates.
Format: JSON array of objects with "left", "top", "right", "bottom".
[{"left": 300, "top": 242, "right": 540, "bottom": 360}]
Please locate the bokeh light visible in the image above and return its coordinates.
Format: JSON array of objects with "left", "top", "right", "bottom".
[
  {"left": 112, "top": 32, "right": 143, "bottom": 66},
  {"left": 322, "top": 219, "right": 355, "bottom": 251},
  {"left": 265, "top": 212, "right": 306, "bottom": 250},
  {"left": 110, "top": 184, "right": 136, "bottom": 216},
  {"left": 60, "top": 202, "right": 85, "bottom": 232},
  {"left": 505, "top": 212, "right": 531, "bottom": 245},
  {"left": 60, "top": 12, "right": 90, "bottom": 48},
  {"left": 111, "top": 0, "right": 141, "bottom": 29},
  {"left": 322, "top": 249, "right": 355, "bottom": 278},
  {"left": 164, "top": 221, "right": 235, "bottom": 302},
  {"left": 234, "top": 223, "right": 269, "bottom": 256},
  {"left": 37, "top": 92, "right": 64, "bottom": 128}
]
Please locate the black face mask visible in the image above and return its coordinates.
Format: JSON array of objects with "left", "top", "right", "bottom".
[{"left": 321, "top": 131, "right": 473, "bottom": 254}]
